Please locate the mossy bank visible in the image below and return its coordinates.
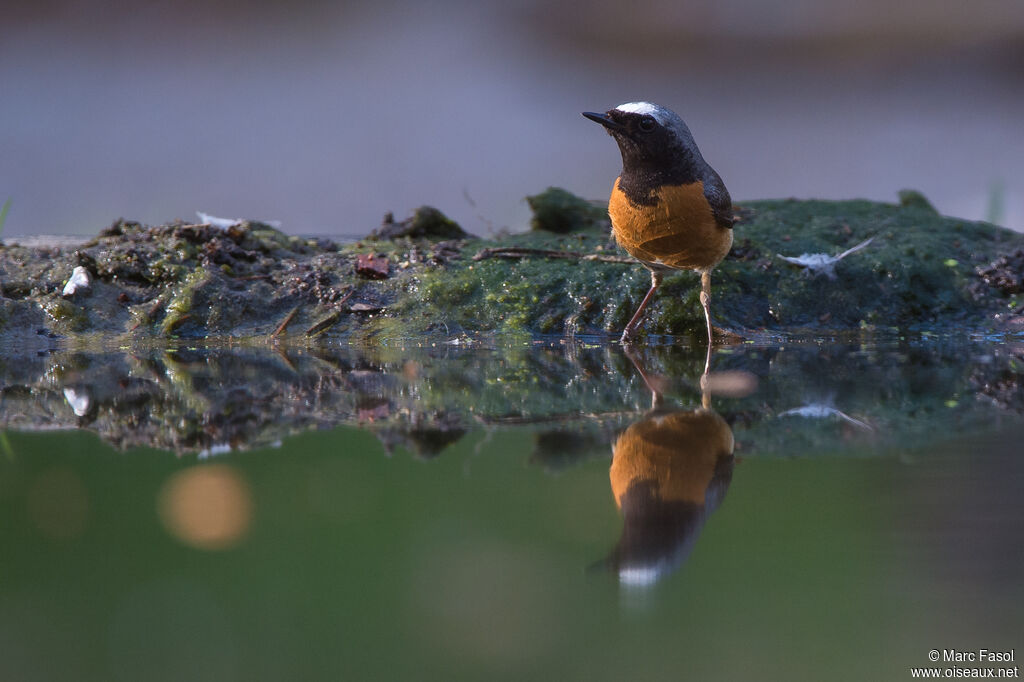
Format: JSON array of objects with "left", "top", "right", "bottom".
[{"left": 1, "top": 188, "right": 1022, "bottom": 345}]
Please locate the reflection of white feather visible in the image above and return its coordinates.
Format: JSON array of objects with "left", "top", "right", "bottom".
[
  {"left": 778, "top": 403, "right": 874, "bottom": 431},
  {"left": 777, "top": 237, "right": 874, "bottom": 278},
  {"left": 63, "top": 387, "right": 91, "bottom": 416},
  {"left": 61, "top": 266, "right": 90, "bottom": 296},
  {"left": 198, "top": 443, "right": 233, "bottom": 459}
]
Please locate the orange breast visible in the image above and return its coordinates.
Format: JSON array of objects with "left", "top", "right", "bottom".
[{"left": 608, "top": 178, "right": 733, "bottom": 271}]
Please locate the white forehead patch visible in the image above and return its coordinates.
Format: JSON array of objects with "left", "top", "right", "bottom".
[
  {"left": 615, "top": 101, "right": 670, "bottom": 125},
  {"left": 614, "top": 101, "right": 693, "bottom": 143},
  {"left": 616, "top": 101, "right": 658, "bottom": 115}
]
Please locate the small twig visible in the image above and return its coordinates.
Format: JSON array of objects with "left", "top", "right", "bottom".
[
  {"left": 476, "top": 409, "right": 637, "bottom": 425},
  {"left": 305, "top": 312, "right": 341, "bottom": 337},
  {"left": 162, "top": 313, "right": 191, "bottom": 335},
  {"left": 335, "top": 289, "right": 354, "bottom": 309},
  {"left": 302, "top": 291, "right": 355, "bottom": 338},
  {"left": 579, "top": 253, "right": 635, "bottom": 264},
  {"left": 130, "top": 297, "right": 165, "bottom": 331},
  {"left": 271, "top": 306, "right": 301, "bottom": 338},
  {"left": 272, "top": 346, "right": 298, "bottom": 372},
  {"left": 472, "top": 246, "right": 634, "bottom": 264}
]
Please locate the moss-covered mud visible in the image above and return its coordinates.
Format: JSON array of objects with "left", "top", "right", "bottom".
[{"left": 2, "top": 189, "right": 1023, "bottom": 345}]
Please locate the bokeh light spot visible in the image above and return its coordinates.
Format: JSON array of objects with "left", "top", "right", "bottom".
[{"left": 158, "top": 465, "right": 252, "bottom": 551}]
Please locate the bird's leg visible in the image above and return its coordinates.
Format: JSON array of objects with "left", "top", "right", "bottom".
[
  {"left": 699, "top": 369, "right": 711, "bottom": 410},
  {"left": 620, "top": 270, "right": 662, "bottom": 345},
  {"left": 700, "top": 271, "right": 713, "bottom": 374},
  {"left": 623, "top": 344, "right": 664, "bottom": 410}
]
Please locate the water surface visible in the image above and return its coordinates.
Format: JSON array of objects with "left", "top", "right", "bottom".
[{"left": 1, "top": 337, "right": 1022, "bottom": 680}]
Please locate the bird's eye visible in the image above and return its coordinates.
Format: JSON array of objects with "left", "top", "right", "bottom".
[{"left": 638, "top": 116, "right": 657, "bottom": 133}]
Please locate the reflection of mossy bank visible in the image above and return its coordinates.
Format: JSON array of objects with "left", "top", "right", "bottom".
[
  {"left": 0, "top": 340, "right": 1020, "bottom": 456},
  {"left": 1, "top": 188, "right": 1022, "bottom": 343}
]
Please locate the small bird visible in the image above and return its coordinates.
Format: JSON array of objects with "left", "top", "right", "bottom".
[{"left": 583, "top": 102, "right": 734, "bottom": 351}]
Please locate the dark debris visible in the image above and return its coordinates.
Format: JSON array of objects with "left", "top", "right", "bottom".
[{"left": 973, "top": 249, "right": 1024, "bottom": 298}]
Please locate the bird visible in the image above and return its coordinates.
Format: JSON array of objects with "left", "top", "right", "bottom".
[{"left": 583, "top": 102, "right": 734, "bottom": 355}]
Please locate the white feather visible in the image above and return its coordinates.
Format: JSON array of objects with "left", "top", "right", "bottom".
[
  {"left": 777, "top": 237, "right": 874, "bottom": 278},
  {"left": 196, "top": 211, "right": 243, "bottom": 229},
  {"left": 778, "top": 403, "right": 873, "bottom": 430},
  {"left": 62, "top": 266, "right": 90, "bottom": 296}
]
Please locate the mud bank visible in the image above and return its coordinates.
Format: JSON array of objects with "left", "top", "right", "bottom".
[{"left": 1, "top": 188, "right": 1023, "bottom": 345}]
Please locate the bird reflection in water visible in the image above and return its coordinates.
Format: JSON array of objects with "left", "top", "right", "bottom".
[{"left": 600, "top": 348, "right": 749, "bottom": 587}]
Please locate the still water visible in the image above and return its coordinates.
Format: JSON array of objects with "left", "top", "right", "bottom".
[{"left": 1, "top": 337, "right": 1022, "bottom": 681}]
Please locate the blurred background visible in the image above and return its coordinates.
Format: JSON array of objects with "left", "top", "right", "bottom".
[{"left": 1, "top": 0, "right": 1022, "bottom": 238}]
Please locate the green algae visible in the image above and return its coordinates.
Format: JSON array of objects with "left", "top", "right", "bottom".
[
  {"left": 717, "top": 196, "right": 1018, "bottom": 330},
  {"left": 527, "top": 187, "right": 610, "bottom": 233},
  {"left": 389, "top": 193, "right": 1024, "bottom": 339},
  {"left": 370, "top": 206, "right": 468, "bottom": 240},
  {"left": 0, "top": 199, "right": 10, "bottom": 235},
  {"left": 159, "top": 267, "right": 211, "bottom": 336},
  {"left": 897, "top": 189, "right": 939, "bottom": 213},
  {"left": 43, "top": 298, "right": 88, "bottom": 332}
]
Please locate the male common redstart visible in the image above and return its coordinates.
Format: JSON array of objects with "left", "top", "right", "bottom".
[{"left": 583, "top": 102, "right": 733, "bottom": 349}]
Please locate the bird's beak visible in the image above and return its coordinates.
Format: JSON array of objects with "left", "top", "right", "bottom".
[{"left": 583, "top": 111, "right": 627, "bottom": 134}]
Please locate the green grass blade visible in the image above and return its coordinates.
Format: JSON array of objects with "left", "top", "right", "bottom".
[{"left": 0, "top": 198, "right": 10, "bottom": 236}]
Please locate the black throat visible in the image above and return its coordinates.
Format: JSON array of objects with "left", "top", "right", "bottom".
[{"left": 616, "top": 144, "right": 701, "bottom": 207}]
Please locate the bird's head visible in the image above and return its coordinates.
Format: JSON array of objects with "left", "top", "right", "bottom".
[{"left": 583, "top": 101, "right": 700, "bottom": 171}]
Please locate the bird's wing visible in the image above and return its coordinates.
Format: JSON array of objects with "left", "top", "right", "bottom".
[{"left": 702, "top": 168, "right": 734, "bottom": 230}]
